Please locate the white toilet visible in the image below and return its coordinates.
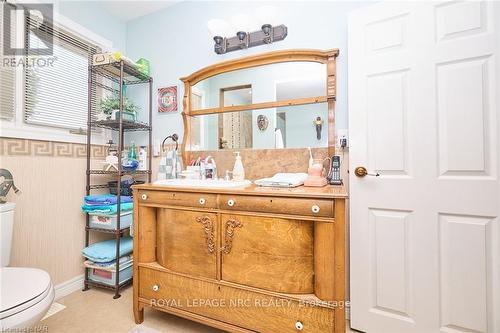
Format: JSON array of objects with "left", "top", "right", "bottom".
[{"left": 0, "top": 202, "right": 55, "bottom": 330}]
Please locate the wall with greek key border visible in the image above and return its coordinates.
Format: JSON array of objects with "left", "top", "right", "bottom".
[{"left": 0, "top": 137, "right": 109, "bottom": 284}]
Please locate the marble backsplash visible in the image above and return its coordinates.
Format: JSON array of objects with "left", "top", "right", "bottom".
[{"left": 186, "top": 147, "right": 332, "bottom": 180}]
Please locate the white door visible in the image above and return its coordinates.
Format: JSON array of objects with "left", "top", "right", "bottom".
[{"left": 349, "top": 1, "right": 500, "bottom": 333}]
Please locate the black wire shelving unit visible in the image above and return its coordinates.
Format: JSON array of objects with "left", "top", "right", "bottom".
[{"left": 84, "top": 60, "right": 152, "bottom": 299}]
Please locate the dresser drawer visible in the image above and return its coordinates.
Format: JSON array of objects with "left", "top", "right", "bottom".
[
  {"left": 219, "top": 195, "right": 334, "bottom": 218},
  {"left": 138, "top": 190, "right": 217, "bottom": 209},
  {"left": 139, "top": 267, "right": 335, "bottom": 333}
]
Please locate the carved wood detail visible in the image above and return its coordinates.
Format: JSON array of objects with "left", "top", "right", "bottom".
[
  {"left": 221, "top": 219, "right": 243, "bottom": 254},
  {"left": 196, "top": 215, "right": 216, "bottom": 254}
]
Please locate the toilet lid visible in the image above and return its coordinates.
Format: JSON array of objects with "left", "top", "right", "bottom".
[{"left": 0, "top": 267, "right": 52, "bottom": 318}]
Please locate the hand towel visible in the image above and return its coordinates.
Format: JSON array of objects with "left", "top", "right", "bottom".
[
  {"left": 84, "top": 194, "right": 132, "bottom": 206},
  {"left": 82, "top": 237, "right": 133, "bottom": 262},
  {"left": 255, "top": 173, "right": 308, "bottom": 188},
  {"left": 275, "top": 129, "right": 284, "bottom": 149},
  {"left": 81, "top": 202, "right": 133, "bottom": 214}
]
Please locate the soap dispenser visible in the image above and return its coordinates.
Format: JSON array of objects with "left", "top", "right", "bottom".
[{"left": 232, "top": 152, "right": 245, "bottom": 181}]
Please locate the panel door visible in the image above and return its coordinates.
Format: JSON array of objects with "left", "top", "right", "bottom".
[
  {"left": 349, "top": 1, "right": 500, "bottom": 332},
  {"left": 156, "top": 209, "right": 217, "bottom": 279},
  {"left": 220, "top": 214, "right": 314, "bottom": 294}
]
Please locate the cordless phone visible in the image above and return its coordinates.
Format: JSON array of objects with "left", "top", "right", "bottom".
[{"left": 328, "top": 155, "right": 343, "bottom": 185}]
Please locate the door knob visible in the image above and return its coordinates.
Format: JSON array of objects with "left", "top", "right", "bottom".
[{"left": 354, "top": 166, "right": 380, "bottom": 178}]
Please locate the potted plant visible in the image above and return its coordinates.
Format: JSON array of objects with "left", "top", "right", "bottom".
[{"left": 99, "top": 94, "right": 139, "bottom": 121}]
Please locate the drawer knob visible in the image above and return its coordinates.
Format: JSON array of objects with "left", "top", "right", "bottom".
[
  {"left": 152, "top": 284, "right": 159, "bottom": 292},
  {"left": 311, "top": 205, "right": 320, "bottom": 214},
  {"left": 199, "top": 198, "right": 206, "bottom": 205},
  {"left": 227, "top": 199, "right": 235, "bottom": 207},
  {"left": 295, "top": 321, "right": 304, "bottom": 330},
  {"left": 141, "top": 194, "right": 148, "bottom": 200}
]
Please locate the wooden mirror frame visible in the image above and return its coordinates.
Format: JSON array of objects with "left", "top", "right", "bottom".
[{"left": 180, "top": 48, "right": 339, "bottom": 164}]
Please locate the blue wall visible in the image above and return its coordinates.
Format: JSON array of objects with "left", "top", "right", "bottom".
[
  {"left": 125, "top": 1, "right": 371, "bottom": 145},
  {"left": 56, "top": 1, "right": 127, "bottom": 51}
]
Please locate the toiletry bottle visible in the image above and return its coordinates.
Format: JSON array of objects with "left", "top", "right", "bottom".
[
  {"left": 203, "top": 157, "right": 216, "bottom": 180},
  {"left": 128, "top": 141, "right": 137, "bottom": 160},
  {"left": 138, "top": 146, "right": 147, "bottom": 170},
  {"left": 205, "top": 161, "right": 214, "bottom": 179},
  {"left": 308, "top": 147, "right": 314, "bottom": 168},
  {"left": 199, "top": 159, "right": 206, "bottom": 180},
  {"left": 232, "top": 152, "right": 245, "bottom": 181}
]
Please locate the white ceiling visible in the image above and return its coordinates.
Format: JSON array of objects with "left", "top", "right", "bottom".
[{"left": 99, "top": 1, "right": 179, "bottom": 22}]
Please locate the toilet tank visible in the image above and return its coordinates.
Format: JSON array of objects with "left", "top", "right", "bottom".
[{"left": 0, "top": 202, "right": 16, "bottom": 267}]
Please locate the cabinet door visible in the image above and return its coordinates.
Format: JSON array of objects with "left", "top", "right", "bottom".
[
  {"left": 220, "top": 214, "right": 314, "bottom": 293},
  {"left": 156, "top": 209, "right": 217, "bottom": 279}
]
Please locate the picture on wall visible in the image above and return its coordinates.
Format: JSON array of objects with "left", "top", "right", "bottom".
[{"left": 158, "top": 86, "right": 178, "bottom": 113}]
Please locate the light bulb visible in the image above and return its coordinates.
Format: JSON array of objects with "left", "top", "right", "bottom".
[
  {"left": 207, "top": 19, "right": 233, "bottom": 38},
  {"left": 257, "top": 5, "right": 279, "bottom": 26},
  {"left": 230, "top": 14, "right": 254, "bottom": 35}
]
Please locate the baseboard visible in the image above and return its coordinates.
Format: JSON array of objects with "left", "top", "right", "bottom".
[{"left": 54, "top": 274, "right": 84, "bottom": 300}]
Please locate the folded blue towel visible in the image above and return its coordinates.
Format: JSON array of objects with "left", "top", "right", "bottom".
[
  {"left": 84, "top": 194, "right": 132, "bottom": 206},
  {"left": 81, "top": 202, "right": 133, "bottom": 214},
  {"left": 82, "top": 237, "right": 133, "bottom": 262}
]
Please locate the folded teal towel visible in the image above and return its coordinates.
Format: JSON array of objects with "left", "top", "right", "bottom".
[
  {"left": 84, "top": 194, "right": 132, "bottom": 205},
  {"left": 82, "top": 237, "right": 133, "bottom": 263},
  {"left": 81, "top": 202, "right": 133, "bottom": 214}
]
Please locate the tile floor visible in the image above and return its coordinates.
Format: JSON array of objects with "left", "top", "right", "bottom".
[{"left": 42, "top": 286, "right": 359, "bottom": 333}]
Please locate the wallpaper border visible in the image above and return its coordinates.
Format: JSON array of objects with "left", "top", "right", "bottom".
[{"left": 0, "top": 137, "right": 107, "bottom": 158}]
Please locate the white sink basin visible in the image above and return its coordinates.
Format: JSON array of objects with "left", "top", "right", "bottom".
[{"left": 154, "top": 179, "right": 252, "bottom": 188}]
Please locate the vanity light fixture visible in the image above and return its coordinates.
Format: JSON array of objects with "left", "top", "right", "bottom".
[
  {"left": 213, "top": 36, "right": 225, "bottom": 54},
  {"left": 211, "top": 24, "right": 287, "bottom": 54},
  {"left": 261, "top": 24, "right": 273, "bottom": 43},
  {"left": 208, "top": 16, "right": 287, "bottom": 55},
  {"left": 236, "top": 31, "right": 248, "bottom": 49}
]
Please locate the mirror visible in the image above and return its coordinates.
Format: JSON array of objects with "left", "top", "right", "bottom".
[
  {"left": 221, "top": 85, "right": 252, "bottom": 107},
  {"left": 191, "top": 61, "right": 326, "bottom": 110},
  {"left": 181, "top": 49, "right": 338, "bottom": 160},
  {"left": 188, "top": 103, "right": 328, "bottom": 151}
]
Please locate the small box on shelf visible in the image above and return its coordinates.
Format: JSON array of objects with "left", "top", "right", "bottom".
[
  {"left": 88, "top": 211, "right": 133, "bottom": 231},
  {"left": 86, "top": 257, "right": 133, "bottom": 287}
]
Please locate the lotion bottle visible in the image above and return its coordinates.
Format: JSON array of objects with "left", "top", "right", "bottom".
[
  {"left": 138, "top": 146, "right": 147, "bottom": 170},
  {"left": 232, "top": 152, "right": 245, "bottom": 181}
]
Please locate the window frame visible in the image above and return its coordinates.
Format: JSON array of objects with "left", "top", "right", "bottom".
[{"left": 0, "top": 9, "right": 113, "bottom": 145}]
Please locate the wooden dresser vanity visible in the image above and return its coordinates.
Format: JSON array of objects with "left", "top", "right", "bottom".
[
  {"left": 133, "top": 49, "right": 347, "bottom": 332},
  {"left": 133, "top": 184, "right": 347, "bottom": 333}
]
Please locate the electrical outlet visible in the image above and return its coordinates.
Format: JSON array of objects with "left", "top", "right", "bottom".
[{"left": 337, "top": 129, "right": 349, "bottom": 148}]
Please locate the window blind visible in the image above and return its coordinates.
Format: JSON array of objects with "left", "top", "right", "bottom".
[
  {"left": 0, "top": 2, "right": 16, "bottom": 121},
  {"left": 24, "top": 13, "right": 100, "bottom": 131}
]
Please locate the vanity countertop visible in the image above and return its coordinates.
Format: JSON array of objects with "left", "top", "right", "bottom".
[{"left": 133, "top": 183, "right": 347, "bottom": 199}]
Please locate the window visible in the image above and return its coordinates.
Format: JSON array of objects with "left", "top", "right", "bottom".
[
  {"left": 23, "top": 13, "right": 100, "bottom": 131},
  {"left": 0, "top": 3, "right": 16, "bottom": 121}
]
